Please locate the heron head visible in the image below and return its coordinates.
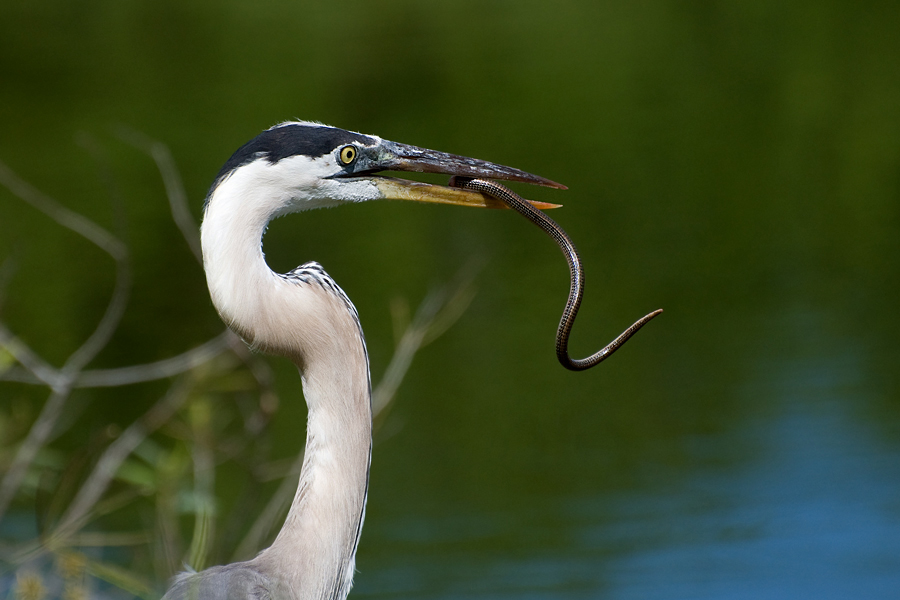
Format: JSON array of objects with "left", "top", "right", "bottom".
[{"left": 205, "top": 121, "right": 564, "bottom": 216}]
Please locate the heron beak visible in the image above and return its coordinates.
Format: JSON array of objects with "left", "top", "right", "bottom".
[{"left": 368, "top": 140, "right": 565, "bottom": 210}]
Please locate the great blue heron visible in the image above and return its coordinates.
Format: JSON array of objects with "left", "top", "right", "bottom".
[{"left": 162, "top": 121, "right": 564, "bottom": 600}]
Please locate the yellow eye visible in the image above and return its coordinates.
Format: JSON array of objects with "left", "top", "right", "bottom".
[{"left": 339, "top": 145, "right": 357, "bottom": 165}]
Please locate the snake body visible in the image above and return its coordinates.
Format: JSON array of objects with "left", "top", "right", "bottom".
[{"left": 451, "top": 177, "right": 662, "bottom": 371}]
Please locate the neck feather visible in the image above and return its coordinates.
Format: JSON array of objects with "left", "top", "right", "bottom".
[{"left": 202, "top": 175, "right": 372, "bottom": 600}]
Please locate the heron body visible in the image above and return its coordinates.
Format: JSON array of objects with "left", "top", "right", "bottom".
[{"left": 163, "top": 122, "right": 560, "bottom": 600}]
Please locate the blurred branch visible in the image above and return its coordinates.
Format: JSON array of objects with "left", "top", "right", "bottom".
[
  {"left": 0, "top": 331, "right": 234, "bottom": 387},
  {"left": 153, "top": 447, "right": 188, "bottom": 580},
  {"left": 114, "top": 126, "right": 202, "bottom": 264},
  {"left": 419, "top": 261, "right": 481, "bottom": 348},
  {"left": 185, "top": 397, "right": 216, "bottom": 572},
  {"left": 224, "top": 333, "right": 280, "bottom": 433},
  {"left": 77, "top": 331, "right": 233, "bottom": 387},
  {"left": 372, "top": 263, "right": 478, "bottom": 415},
  {"left": 64, "top": 134, "right": 132, "bottom": 374},
  {"left": 0, "top": 254, "right": 16, "bottom": 313},
  {"left": 70, "top": 532, "right": 152, "bottom": 547},
  {"left": 0, "top": 159, "right": 126, "bottom": 260},
  {"left": 0, "top": 157, "right": 131, "bottom": 522},
  {"left": 0, "top": 323, "right": 62, "bottom": 389},
  {"left": 65, "top": 250, "right": 131, "bottom": 374},
  {"left": 230, "top": 450, "right": 302, "bottom": 563},
  {"left": 0, "top": 155, "right": 132, "bottom": 374},
  {"left": 52, "top": 378, "right": 194, "bottom": 541},
  {"left": 0, "top": 241, "right": 132, "bottom": 520},
  {"left": 0, "top": 388, "right": 69, "bottom": 520}
]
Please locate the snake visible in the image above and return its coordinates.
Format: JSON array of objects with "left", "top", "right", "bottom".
[{"left": 450, "top": 176, "right": 663, "bottom": 371}]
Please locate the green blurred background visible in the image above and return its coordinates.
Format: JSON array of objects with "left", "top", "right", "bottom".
[{"left": 2, "top": 1, "right": 900, "bottom": 598}]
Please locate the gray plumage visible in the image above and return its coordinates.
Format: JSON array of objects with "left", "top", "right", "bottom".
[{"left": 165, "top": 564, "right": 279, "bottom": 600}]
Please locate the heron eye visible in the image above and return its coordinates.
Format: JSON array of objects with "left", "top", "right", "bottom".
[{"left": 339, "top": 145, "right": 357, "bottom": 165}]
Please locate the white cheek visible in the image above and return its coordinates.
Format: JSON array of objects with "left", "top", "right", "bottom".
[{"left": 253, "top": 155, "right": 381, "bottom": 213}]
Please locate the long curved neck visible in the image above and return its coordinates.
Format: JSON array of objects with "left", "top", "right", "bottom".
[
  {"left": 202, "top": 179, "right": 372, "bottom": 600},
  {"left": 257, "top": 347, "right": 371, "bottom": 600}
]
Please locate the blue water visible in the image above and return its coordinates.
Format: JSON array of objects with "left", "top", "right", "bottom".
[
  {"left": 599, "top": 401, "right": 900, "bottom": 599},
  {"left": 357, "top": 350, "right": 900, "bottom": 599}
]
